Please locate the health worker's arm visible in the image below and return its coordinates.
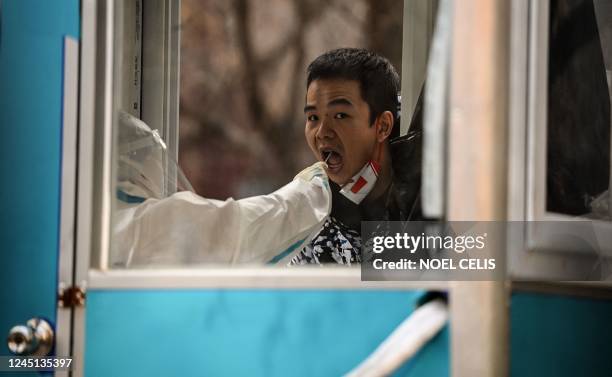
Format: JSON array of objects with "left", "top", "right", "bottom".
[{"left": 111, "top": 162, "right": 331, "bottom": 266}]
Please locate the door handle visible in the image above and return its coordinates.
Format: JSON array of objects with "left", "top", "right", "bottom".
[{"left": 6, "top": 318, "right": 54, "bottom": 356}]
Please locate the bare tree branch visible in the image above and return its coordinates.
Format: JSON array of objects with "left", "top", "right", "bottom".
[{"left": 234, "top": 0, "right": 271, "bottom": 130}]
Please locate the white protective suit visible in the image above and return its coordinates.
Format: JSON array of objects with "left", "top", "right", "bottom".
[{"left": 111, "top": 112, "right": 331, "bottom": 267}]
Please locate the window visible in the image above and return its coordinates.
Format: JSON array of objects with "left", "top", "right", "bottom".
[
  {"left": 508, "top": 0, "right": 612, "bottom": 279},
  {"left": 88, "top": 0, "right": 435, "bottom": 269}
]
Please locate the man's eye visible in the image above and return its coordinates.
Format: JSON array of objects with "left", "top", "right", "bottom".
[
  {"left": 307, "top": 115, "right": 318, "bottom": 122},
  {"left": 334, "top": 113, "right": 348, "bottom": 119}
]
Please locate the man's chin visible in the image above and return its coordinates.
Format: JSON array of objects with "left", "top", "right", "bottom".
[{"left": 328, "top": 172, "right": 352, "bottom": 187}]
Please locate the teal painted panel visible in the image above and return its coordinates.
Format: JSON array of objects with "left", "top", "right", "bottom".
[
  {"left": 511, "top": 292, "right": 612, "bottom": 377},
  {"left": 85, "top": 290, "right": 449, "bottom": 377},
  {"left": 0, "top": 0, "right": 79, "bottom": 362}
]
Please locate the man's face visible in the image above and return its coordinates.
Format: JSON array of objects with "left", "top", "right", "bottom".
[{"left": 304, "top": 79, "right": 378, "bottom": 185}]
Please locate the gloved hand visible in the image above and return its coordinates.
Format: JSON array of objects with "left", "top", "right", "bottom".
[{"left": 294, "top": 161, "right": 329, "bottom": 185}]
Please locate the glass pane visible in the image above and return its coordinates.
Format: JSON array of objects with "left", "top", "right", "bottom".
[
  {"left": 110, "top": 0, "right": 194, "bottom": 268},
  {"left": 179, "top": 0, "right": 405, "bottom": 200},
  {"left": 546, "top": 0, "right": 612, "bottom": 220},
  {"left": 109, "top": 0, "right": 431, "bottom": 268}
]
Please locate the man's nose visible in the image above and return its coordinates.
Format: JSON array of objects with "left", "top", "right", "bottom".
[{"left": 316, "top": 117, "right": 335, "bottom": 139}]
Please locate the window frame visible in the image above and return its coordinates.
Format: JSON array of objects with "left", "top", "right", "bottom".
[
  {"left": 507, "top": 0, "right": 612, "bottom": 280},
  {"left": 77, "top": 0, "right": 445, "bottom": 290}
]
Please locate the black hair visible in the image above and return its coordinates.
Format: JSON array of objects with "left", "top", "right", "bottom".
[{"left": 306, "top": 48, "right": 401, "bottom": 140}]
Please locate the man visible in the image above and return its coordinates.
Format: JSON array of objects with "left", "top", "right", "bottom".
[{"left": 290, "top": 48, "right": 423, "bottom": 266}]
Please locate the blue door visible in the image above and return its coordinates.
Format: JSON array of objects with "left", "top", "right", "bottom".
[{"left": 0, "top": 0, "right": 79, "bottom": 371}]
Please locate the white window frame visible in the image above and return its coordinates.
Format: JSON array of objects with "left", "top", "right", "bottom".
[
  {"left": 507, "top": 0, "right": 612, "bottom": 281},
  {"left": 76, "top": 0, "right": 448, "bottom": 287},
  {"left": 401, "top": 0, "right": 438, "bottom": 134},
  {"left": 55, "top": 36, "right": 80, "bottom": 377}
]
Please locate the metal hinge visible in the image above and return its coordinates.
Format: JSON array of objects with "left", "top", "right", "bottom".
[{"left": 57, "top": 283, "right": 86, "bottom": 308}]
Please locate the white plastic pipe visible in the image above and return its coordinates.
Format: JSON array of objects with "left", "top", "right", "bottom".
[{"left": 345, "top": 299, "right": 448, "bottom": 377}]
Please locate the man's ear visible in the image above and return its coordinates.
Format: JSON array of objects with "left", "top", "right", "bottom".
[{"left": 375, "top": 111, "right": 395, "bottom": 143}]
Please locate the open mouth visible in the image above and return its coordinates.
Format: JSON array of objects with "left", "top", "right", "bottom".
[{"left": 321, "top": 148, "right": 343, "bottom": 173}]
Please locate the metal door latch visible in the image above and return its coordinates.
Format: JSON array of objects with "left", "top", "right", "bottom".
[{"left": 57, "top": 284, "right": 86, "bottom": 308}]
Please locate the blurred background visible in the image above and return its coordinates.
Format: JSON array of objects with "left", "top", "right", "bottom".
[{"left": 179, "top": 0, "right": 403, "bottom": 199}]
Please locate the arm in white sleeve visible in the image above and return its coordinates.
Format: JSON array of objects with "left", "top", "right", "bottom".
[{"left": 112, "top": 164, "right": 331, "bottom": 267}]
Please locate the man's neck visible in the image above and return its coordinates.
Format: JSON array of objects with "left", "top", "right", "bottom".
[{"left": 362, "top": 146, "right": 392, "bottom": 205}]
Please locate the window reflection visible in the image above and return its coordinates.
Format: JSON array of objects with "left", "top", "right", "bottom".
[{"left": 546, "top": 0, "right": 612, "bottom": 220}]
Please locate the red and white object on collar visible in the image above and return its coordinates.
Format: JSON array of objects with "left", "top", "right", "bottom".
[{"left": 339, "top": 160, "right": 380, "bottom": 204}]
